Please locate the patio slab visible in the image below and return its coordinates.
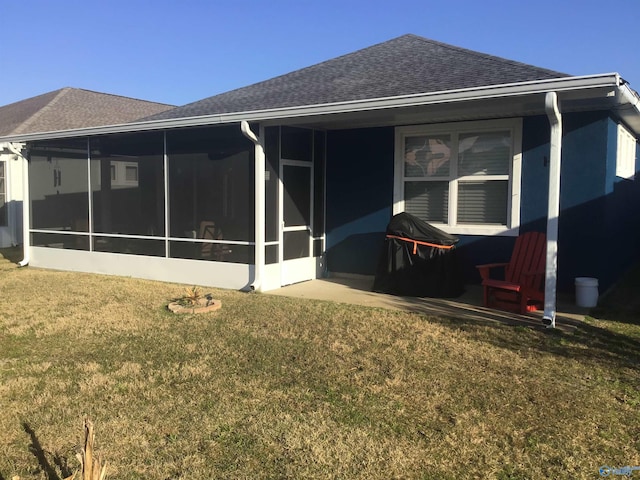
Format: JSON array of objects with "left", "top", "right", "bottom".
[{"left": 266, "top": 275, "right": 589, "bottom": 331}]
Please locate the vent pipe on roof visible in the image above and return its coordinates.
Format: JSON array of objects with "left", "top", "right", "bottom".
[
  {"left": 241, "top": 121, "right": 265, "bottom": 292},
  {"left": 543, "top": 92, "right": 562, "bottom": 328}
]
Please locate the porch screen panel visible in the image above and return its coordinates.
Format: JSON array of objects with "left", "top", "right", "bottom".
[
  {"left": 283, "top": 165, "right": 311, "bottom": 227},
  {"left": 93, "top": 236, "right": 165, "bottom": 257},
  {"left": 264, "top": 126, "right": 280, "bottom": 246},
  {"left": 29, "top": 138, "right": 90, "bottom": 237},
  {"left": 283, "top": 230, "right": 310, "bottom": 260},
  {"left": 90, "top": 131, "right": 165, "bottom": 237},
  {"left": 313, "top": 130, "right": 326, "bottom": 238},
  {"left": 281, "top": 126, "right": 312, "bottom": 162},
  {"left": 167, "top": 125, "right": 254, "bottom": 263}
]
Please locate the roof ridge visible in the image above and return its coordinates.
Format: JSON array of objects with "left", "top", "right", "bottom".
[
  {"left": 13, "top": 88, "right": 70, "bottom": 135},
  {"left": 410, "top": 35, "right": 567, "bottom": 76}
]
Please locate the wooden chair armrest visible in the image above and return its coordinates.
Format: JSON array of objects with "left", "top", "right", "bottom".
[{"left": 476, "top": 262, "right": 508, "bottom": 280}]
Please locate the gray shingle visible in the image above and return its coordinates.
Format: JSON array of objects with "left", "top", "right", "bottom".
[
  {"left": 0, "top": 88, "right": 174, "bottom": 136},
  {"left": 144, "top": 34, "right": 568, "bottom": 121}
]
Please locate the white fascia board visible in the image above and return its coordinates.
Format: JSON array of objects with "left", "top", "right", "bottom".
[
  {"left": 615, "top": 83, "right": 640, "bottom": 136},
  {"left": 0, "top": 73, "right": 623, "bottom": 143}
]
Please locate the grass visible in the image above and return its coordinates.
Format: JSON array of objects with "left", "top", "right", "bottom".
[{"left": 0, "top": 249, "right": 639, "bottom": 479}]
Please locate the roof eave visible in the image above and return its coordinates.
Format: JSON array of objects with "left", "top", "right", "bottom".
[{"left": 0, "top": 73, "right": 629, "bottom": 143}]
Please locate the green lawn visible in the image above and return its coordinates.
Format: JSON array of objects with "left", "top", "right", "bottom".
[{"left": 0, "top": 250, "right": 638, "bottom": 479}]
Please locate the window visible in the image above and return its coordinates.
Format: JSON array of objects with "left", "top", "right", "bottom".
[
  {"left": 616, "top": 123, "right": 637, "bottom": 179},
  {"left": 0, "top": 161, "right": 6, "bottom": 227},
  {"left": 125, "top": 165, "right": 138, "bottom": 182},
  {"left": 394, "top": 119, "right": 522, "bottom": 235}
]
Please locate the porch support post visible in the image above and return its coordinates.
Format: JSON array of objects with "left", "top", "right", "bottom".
[
  {"left": 241, "top": 121, "right": 265, "bottom": 292},
  {"left": 543, "top": 92, "right": 562, "bottom": 328}
]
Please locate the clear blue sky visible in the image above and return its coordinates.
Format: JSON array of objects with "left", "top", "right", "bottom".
[{"left": 2, "top": 0, "right": 639, "bottom": 107}]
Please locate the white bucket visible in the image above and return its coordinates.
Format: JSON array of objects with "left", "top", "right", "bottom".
[{"left": 575, "top": 277, "right": 599, "bottom": 308}]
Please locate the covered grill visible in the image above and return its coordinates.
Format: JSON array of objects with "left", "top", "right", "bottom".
[{"left": 373, "top": 213, "right": 464, "bottom": 298}]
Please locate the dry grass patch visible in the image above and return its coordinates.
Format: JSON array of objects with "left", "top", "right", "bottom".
[{"left": 0, "top": 253, "right": 639, "bottom": 479}]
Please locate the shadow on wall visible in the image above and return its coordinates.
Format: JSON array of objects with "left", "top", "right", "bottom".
[
  {"left": 327, "top": 175, "right": 640, "bottom": 293},
  {"left": 326, "top": 232, "right": 387, "bottom": 276}
]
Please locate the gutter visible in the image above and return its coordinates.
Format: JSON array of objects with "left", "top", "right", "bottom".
[
  {"left": 542, "top": 92, "right": 562, "bottom": 328},
  {"left": 240, "top": 121, "right": 265, "bottom": 293},
  {"left": 618, "top": 80, "right": 640, "bottom": 110},
  {"left": 615, "top": 81, "right": 640, "bottom": 134},
  {"left": 0, "top": 74, "right": 622, "bottom": 144}
]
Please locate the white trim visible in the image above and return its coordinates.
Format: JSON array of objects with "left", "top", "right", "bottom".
[
  {"left": 0, "top": 74, "right": 624, "bottom": 143},
  {"left": 29, "top": 247, "right": 253, "bottom": 290},
  {"left": 394, "top": 118, "right": 522, "bottom": 236},
  {"left": 543, "top": 92, "right": 562, "bottom": 328},
  {"left": 616, "top": 123, "right": 637, "bottom": 179},
  {"left": 279, "top": 154, "right": 315, "bottom": 286}
]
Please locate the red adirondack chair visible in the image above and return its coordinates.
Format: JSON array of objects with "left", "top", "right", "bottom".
[{"left": 476, "top": 232, "right": 546, "bottom": 314}]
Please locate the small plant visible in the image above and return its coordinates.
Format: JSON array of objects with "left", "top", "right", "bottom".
[
  {"left": 167, "top": 286, "right": 221, "bottom": 314},
  {"left": 180, "top": 286, "right": 202, "bottom": 306}
]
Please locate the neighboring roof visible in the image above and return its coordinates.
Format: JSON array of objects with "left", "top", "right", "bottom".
[
  {"left": 0, "top": 88, "right": 174, "bottom": 136},
  {"left": 144, "top": 34, "right": 569, "bottom": 121}
]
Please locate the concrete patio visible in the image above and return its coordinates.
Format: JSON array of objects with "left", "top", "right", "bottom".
[{"left": 266, "top": 274, "right": 589, "bottom": 331}]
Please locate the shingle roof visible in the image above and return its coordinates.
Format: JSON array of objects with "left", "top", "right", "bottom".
[
  {"left": 0, "top": 88, "right": 174, "bottom": 136},
  {"left": 144, "top": 34, "right": 569, "bottom": 122}
]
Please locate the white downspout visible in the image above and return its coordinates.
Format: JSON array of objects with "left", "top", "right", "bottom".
[
  {"left": 241, "top": 121, "right": 265, "bottom": 292},
  {"left": 5, "top": 143, "right": 30, "bottom": 266},
  {"left": 543, "top": 92, "right": 562, "bottom": 327}
]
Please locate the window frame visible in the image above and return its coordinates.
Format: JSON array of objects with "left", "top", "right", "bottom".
[
  {"left": 393, "top": 118, "right": 522, "bottom": 236},
  {"left": 616, "top": 123, "right": 637, "bottom": 179}
]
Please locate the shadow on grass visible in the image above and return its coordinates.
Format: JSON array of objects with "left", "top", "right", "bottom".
[
  {"left": 23, "top": 423, "right": 74, "bottom": 480},
  {"left": 0, "top": 246, "right": 23, "bottom": 264},
  {"left": 431, "top": 308, "right": 639, "bottom": 369},
  {"left": 380, "top": 292, "right": 640, "bottom": 369}
]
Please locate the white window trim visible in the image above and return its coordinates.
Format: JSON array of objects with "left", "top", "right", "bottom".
[
  {"left": 616, "top": 123, "right": 637, "bottom": 179},
  {"left": 393, "top": 118, "right": 522, "bottom": 236}
]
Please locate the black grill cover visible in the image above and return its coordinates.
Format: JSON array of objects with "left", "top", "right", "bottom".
[{"left": 372, "top": 213, "right": 464, "bottom": 298}]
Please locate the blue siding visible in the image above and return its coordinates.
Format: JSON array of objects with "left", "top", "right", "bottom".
[
  {"left": 555, "top": 113, "right": 609, "bottom": 290},
  {"left": 325, "top": 114, "right": 640, "bottom": 291},
  {"left": 325, "top": 127, "right": 394, "bottom": 274}
]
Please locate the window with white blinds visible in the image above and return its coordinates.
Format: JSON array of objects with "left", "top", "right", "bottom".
[{"left": 394, "top": 119, "right": 522, "bottom": 236}]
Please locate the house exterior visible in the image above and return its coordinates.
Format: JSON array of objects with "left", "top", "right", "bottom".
[
  {"left": 0, "top": 88, "right": 173, "bottom": 247},
  {"left": 1, "top": 35, "right": 639, "bottom": 324}
]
